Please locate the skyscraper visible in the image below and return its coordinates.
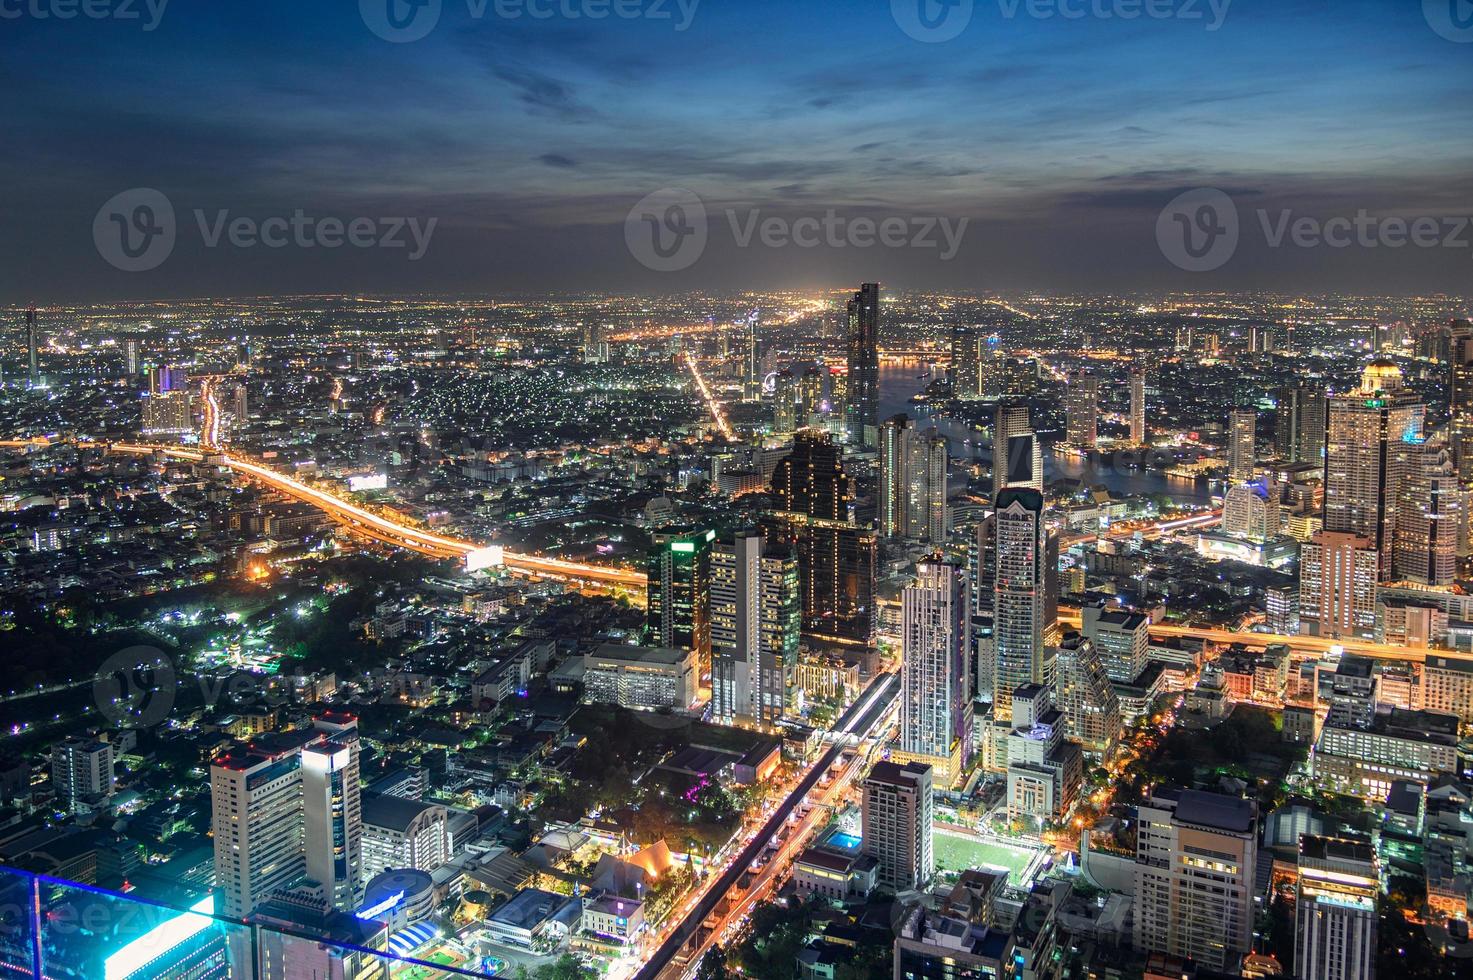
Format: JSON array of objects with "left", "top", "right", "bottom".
[
  {"left": 1081, "top": 604, "right": 1149, "bottom": 684},
  {"left": 743, "top": 309, "right": 761, "bottom": 402},
  {"left": 1274, "top": 385, "right": 1327, "bottom": 464},
  {"left": 950, "top": 325, "right": 980, "bottom": 400},
  {"left": 210, "top": 717, "right": 364, "bottom": 919},
  {"left": 1129, "top": 368, "right": 1147, "bottom": 446},
  {"left": 771, "top": 370, "right": 798, "bottom": 434},
  {"left": 1447, "top": 321, "right": 1473, "bottom": 483},
  {"left": 897, "top": 559, "right": 972, "bottom": 783},
  {"left": 1393, "top": 433, "right": 1460, "bottom": 586},
  {"left": 1323, "top": 360, "right": 1424, "bottom": 577},
  {"left": 711, "top": 531, "right": 799, "bottom": 729},
  {"left": 993, "top": 402, "right": 1042, "bottom": 495},
  {"left": 1065, "top": 370, "right": 1098, "bottom": 449},
  {"left": 1132, "top": 789, "right": 1258, "bottom": 973},
  {"left": 1227, "top": 407, "right": 1257, "bottom": 484},
  {"left": 124, "top": 337, "right": 140, "bottom": 377},
  {"left": 798, "top": 365, "right": 824, "bottom": 426},
  {"left": 861, "top": 761, "right": 933, "bottom": 891},
  {"left": 879, "top": 414, "right": 949, "bottom": 543},
  {"left": 845, "top": 283, "right": 880, "bottom": 448},
  {"left": 25, "top": 307, "right": 38, "bottom": 387},
  {"left": 1299, "top": 531, "right": 1379, "bottom": 639},
  {"left": 766, "top": 432, "right": 876, "bottom": 646},
  {"left": 993, "top": 488, "right": 1049, "bottom": 721},
  {"left": 646, "top": 527, "right": 714, "bottom": 669},
  {"left": 1294, "top": 835, "right": 1378, "bottom": 980},
  {"left": 1222, "top": 481, "right": 1279, "bottom": 543},
  {"left": 1053, "top": 634, "right": 1121, "bottom": 758}
]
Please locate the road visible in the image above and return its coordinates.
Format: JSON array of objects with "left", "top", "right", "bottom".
[
  {"left": 683, "top": 352, "right": 735, "bottom": 440},
  {"left": 0, "top": 439, "right": 648, "bottom": 590},
  {"left": 634, "top": 672, "right": 900, "bottom": 980}
]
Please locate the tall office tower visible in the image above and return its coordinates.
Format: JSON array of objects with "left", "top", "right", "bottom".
[
  {"left": 845, "top": 282, "right": 880, "bottom": 448},
  {"left": 1294, "top": 836, "right": 1378, "bottom": 980},
  {"left": 972, "top": 516, "right": 996, "bottom": 618},
  {"left": 50, "top": 737, "right": 115, "bottom": 813},
  {"left": 25, "top": 308, "right": 38, "bottom": 387},
  {"left": 1448, "top": 321, "right": 1473, "bottom": 482},
  {"left": 1081, "top": 604, "right": 1149, "bottom": 684},
  {"left": 879, "top": 414, "right": 949, "bottom": 543},
  {"left": 1393, "top": 434, "right": 1460, "bottom": 585},
  {"left": 861, "top": 760, "right": 933, "bottom": 891},
  {"left": 301, "top": 714, "right": 363, "bottom": 912},
  {"left": 211, "top": 720, "right": 366, "bottom": 919},
  {"left": 141, "top": 390, "right": 195, "bottom": 437},
  {"left": 993, "top": 488, "right": 1049, "bottom": 721},
  {"left": 1222, "top": 482, "right": 1279, "bottom": 543},
  {"left": 1227, "top": 407, "right": 1257, "bottom": 484},
  {"left": 993, "top": 402, "right": 1042, "bottom": 495},
  {"left": 1129, "top": 369, "right": 1147, "bottom": 446},
  {"left": 1053, "top": 634, "right": 1121, "bottom": 758},
  {"left": 124, "top": 337, "right": 140, "bottom": 377},
  {"left": 1132, "top": 789, "right": 1259, "bottom": 973},
  {"left": 1065, "top": 370, "right": 1098, "bottom": 449},
  {"left": 978, "top": 335, "right": 1005, "bottom": 399},
  {"left": 231, "top": 383, "right": 249, "bottom": 422},
  {"left": 646, "top": 527, "right": 714, "bottom": 669},
  {"left": 149, "top": 364, "right": 188, "bottom": 394},
  {"left": 771, "top": 429, "right": 849, "bottom": 520},
  {"left": 743, "top": 309, "right": 761, "bottom": 401},
  {"left": 1298, "top": 531, "right": 1379, "bottom": 639},
  {"left": 1249, "top": 323, "right": 1275, "bottom": 353},
  {"left": 1274, "top": 385, "right": 1328, "bottom": 464},
  {"left": 711, "top": 532, "right": 799, "bottom": 729},
  {"left": 897, "top": 559, "right": 972, "bottom": 782},
  {"left": 799, "top": 366, "right": 825, "bottom": 425},
  {"left": 771, "top": 369, "right": 798, "bottom": 434},
  {"left": 1323, "top": 360, "right": 1424, "bottom": 578},
  {"left": 950, "top": 325, "right": 980, "bottom": 399},
  {"left": 827, "top": 365, "right": 848, "bottom": 427}
]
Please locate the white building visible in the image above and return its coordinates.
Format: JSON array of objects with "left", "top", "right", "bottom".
[
  {"left": 50, "top": 738, "right": 114, "bottom": 813},
  {"left": 1294, "top": 835, "right": 1378, "bottom": 980},
  {"left": 360, "top": 791, "right": 450, "bottom": 880},
  {"left": 897, "top": 558, "right": 971, "bottom": 783}
]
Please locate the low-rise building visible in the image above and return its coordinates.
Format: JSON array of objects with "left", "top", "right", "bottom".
[{"left": 582, "top": 644, "right": 697, "bottom": 712}]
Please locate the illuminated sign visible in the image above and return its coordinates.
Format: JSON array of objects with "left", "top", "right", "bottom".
[
  {"left": 357, "top": 890, "right": 406, "bottom": 921},
  {"left": 465, "top": 546, "right": 504, "bottom": 572},
  {"left": 105, "top": 895, "right": 217, "bottom": 980}
]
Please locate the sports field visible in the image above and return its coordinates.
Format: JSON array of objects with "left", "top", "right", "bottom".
[{"left": 933, "top": 830, "right": 1046, "bottom": 885}]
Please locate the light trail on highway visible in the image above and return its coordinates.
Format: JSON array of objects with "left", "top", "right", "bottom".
[{"left": 683, "top": 352, "right": 735, "bottom": 440}]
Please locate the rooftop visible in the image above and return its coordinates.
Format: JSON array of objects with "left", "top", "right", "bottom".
[{"left": 1174, "top": 789, "right": 1256, "bottom": 834}]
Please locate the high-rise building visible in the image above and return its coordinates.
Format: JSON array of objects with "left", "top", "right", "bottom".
[
  {"left": 1053, "top": 634, "right": 1121, "bottom": 758},
  {"left": 1393, "top": 434, "right": 1460, "bottom": 586},
  {"left": 149, "top": 365, "right": 188, "bottom": 394},
  {"left": 1447, "top": 321, "right": 1473, "bottom": 483},
  {"left": 1081, "top": 605, "right": 1149, "bottom": 684},
  {"left": 1299, "top": 531, "right": 1379, "bottom": 640},
  {"left": 1222, "top": 481, "right": 1279, "bottom": 543},
  {"left": 743, "top": 309, "right": 761, "bottom": 401},
  {"left": 993, "top": 488, "right": 1049, "bottom": 721},
  {"left": 1065, "top": 371, "right": 1098, "bottom": 449},
  {"left": 798, "top": 366, "right": 824, "bottom": 426},
  {"left": 1005, "top": 684, "right": 1083, "bottom": 827},
  {"left": 1129, "top": 369, "right": 1147, "bottom": 446},
  {"left": 771, "top": 369, "right": 798, "bottom": 434},
  {"left": 1294, "top": 835, "right": 1378, "bottom": 980},
  {"left": 25, "top": 307, "right": 38, "bottom": 387},
  {"left": 141, "top": 390, "right": 195, "bottom": 437},
  {"left": 711, "top": 532, "right": 799, "bottom": 729},
  {"left": 51, "top": 737, "right": 115, "bottom": 813},
  {"left": 1132, "top": 789, "right": 1258, "bottom": 973},
  {"left": 1227, "top": 407, "right": 1257, "bottom": 484},
  {"left": 845, "top": 283, "right": 880, "bottom": 448},
  {"left": 1266, "top": 584, "right": 1299, "bottom": 635},
  {"left": 766, "top": 432, "right": 875, "bottom": 646},
  {"left": 1274, "top": 386, "right": 1327, "bottom": 465},
  {"left": 950, "top": 325, "right": 980, "bottom": 400},
  {"left": 978, "top": 335, "right": 1005, "bottom": 400},
  {"left": 124, "top": 337, "right": 140, "bottom": 377},
  {"left": 1323, "top": 360, "right": 1423, "bottom": 577},
  {"left": 360, "top": 792, "right": 450, "bottom": 881},
  {"left": 646, "top": 527, "right": 714, "bottom": 670},
  {"left": 211, "top": 717, "right": 364, "bottom": 919},
  {"left": 897, "top": 558, "right": 972, "bottom": 782},
  {"left": 879, "top": 414, "right": 948, "bottom": 543},
  {"left": 993, "top": 402, "right": 1042, "bottom": 495},
  {"left": 861, "top": 761, "right": 933, "bottom": 891}
]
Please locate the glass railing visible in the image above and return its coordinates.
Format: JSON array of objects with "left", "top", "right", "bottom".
[{"left": 0, "top": 866, "right": 503, "bottom": 979}]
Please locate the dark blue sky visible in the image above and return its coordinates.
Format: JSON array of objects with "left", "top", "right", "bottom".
[{"left": 4, "top": 0, "right": 1472, "bottom": 302}]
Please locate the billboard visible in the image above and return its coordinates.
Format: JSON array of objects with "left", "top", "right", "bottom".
[
  {"left": 466, "top": 546, "right": 504, "bottom": 572},
  {"left": 348, "top": 473, "right": 389, "bottom": 492}
]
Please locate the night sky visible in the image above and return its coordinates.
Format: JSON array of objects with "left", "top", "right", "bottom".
[{"left": 4, "top": 0, "right": 1472, "bottom": 302}]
